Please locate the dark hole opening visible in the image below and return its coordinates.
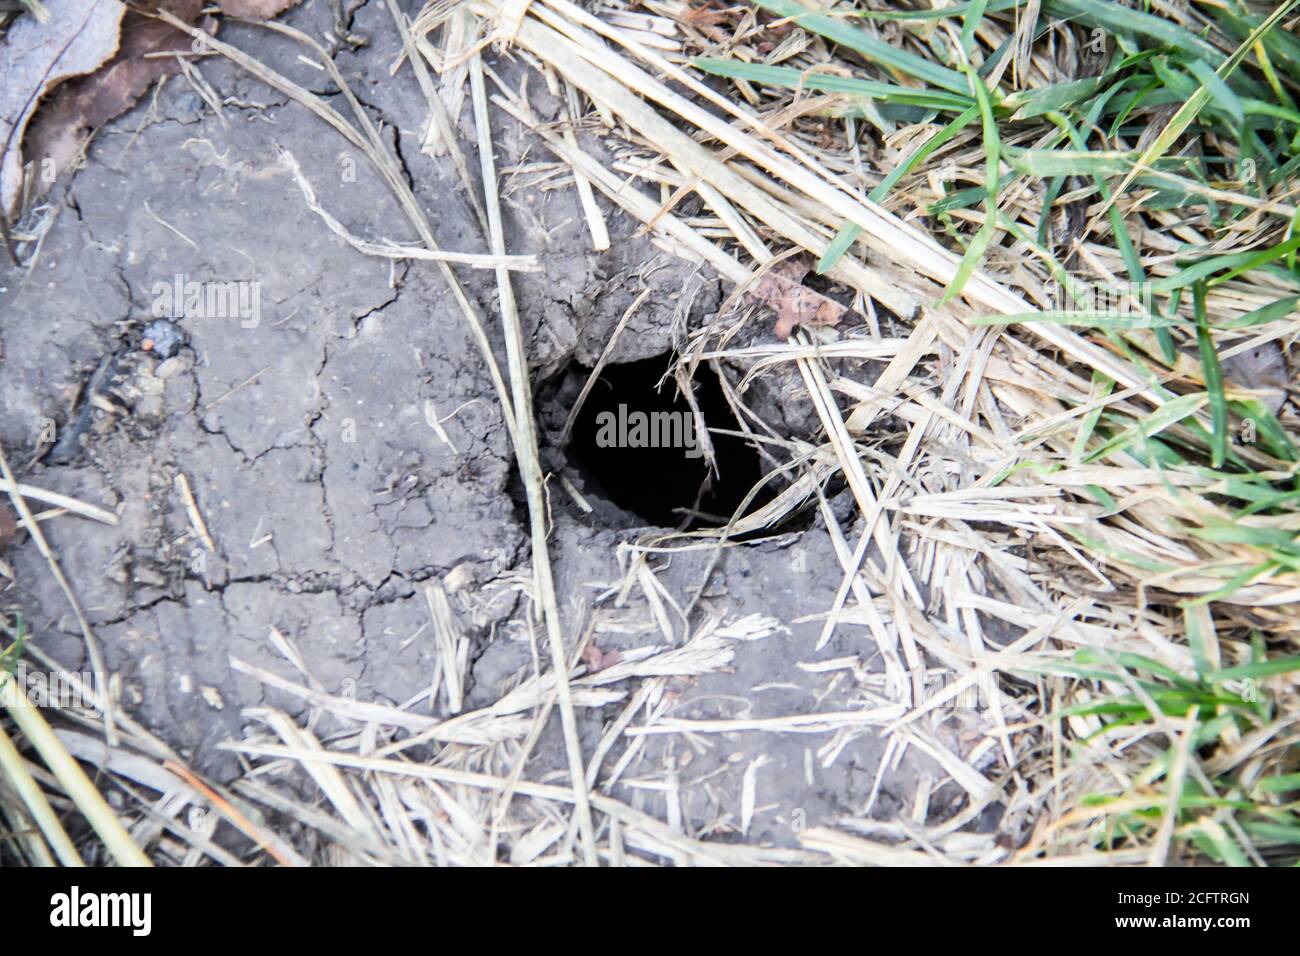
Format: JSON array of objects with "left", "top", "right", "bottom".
[{"left": 565, "top": 354, "right": 775, "bottom": 529}]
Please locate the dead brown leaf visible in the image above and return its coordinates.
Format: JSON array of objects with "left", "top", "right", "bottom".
[
  {"left": 5, "top": 0, "right": 304, "bottom": 224},
  {"left": 1, "top": 0, "right": 125, "bottom": 216},
  {"left": 581, "top": 643, "right": 622, "bottom": 674},
  {"left": 1222, "top": 341, "right": 1290, "bottom": 413},
  {"left": 748, "top": 256, "right": 847, "bottom": 340},
  {"left": 678, "top": 2, "right": 736, "bottom": 43},
  {"left": 19, "top": 0, "right": 207, "bottom": 215},
  {"left": 217, "top": 0, "right": 302, "bottom": 19}
]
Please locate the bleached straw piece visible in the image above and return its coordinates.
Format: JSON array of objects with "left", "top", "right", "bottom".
[
  {"left": 561, "top": 81, "right": 611, "bottom": 251},
  {"left": 1, "top": 679, "right": 149, "bottom": 866},
  {"left": 382, "top": 0, "right": 491, "bottom": 237},
  {"left": 491, "top": 10, "right": 920, "bottom": 314},
  {"left": 469, "top": 52, "right": 600, "bottom": 866},
  {"left": 0, "top": 717, "right": 83, "bottom": 866},
  {"left": 423, "top": 580, "right": 466, "bottom": 714},
  {"left": 174, "top": 472, "right": 215, "bottom": 553},
  {"left": 0, "top": 480, "right": 117, "bottom": 525},
  {"left": 282, "top": 148, "right": 540, "bottom": 269},
  {"left": 0, "top": 442, "right": 118, "bottom": 746},
  {"left": 624, "top": 707, "right": 907, "bottom": 735}
]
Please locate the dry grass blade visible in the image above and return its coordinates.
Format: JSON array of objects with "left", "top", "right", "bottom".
[
  {"left": 0, "top": 441, "right": 117, "bottom": 745},
  {"left": 1, "top": 685, "right": 148, "bottom": 866},
  {"left": 281, "top": 147, "right": 539, "bottom": 270},
  {"left": 471, "top": 50, "right": 598, "bottom": 864},
  {"left": 0, "top": 480, "right": 117, "bottom": 525},
  {"left": 0, "top": 716, "right": 82, "bottom": 866}
]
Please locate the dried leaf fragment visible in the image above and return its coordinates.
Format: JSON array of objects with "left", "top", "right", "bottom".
[
  {"left": 17, "top": 0, "right": 208, "bottom": 215},
  {"left": 748, "top": 256, "right": 847, "bottom": 339},
  {"left": 216, "top": 0, "right": 302, "bottom": 19},
  {"left": 1, "top": 0, "right": 125, "bottom": 215}
]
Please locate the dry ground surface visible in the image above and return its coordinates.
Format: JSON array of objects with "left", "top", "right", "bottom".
[
  {"left": 2, "top": 1, "right": 944, "bottom": 864},
  {"left": 1, "top": 0, "right": 1299, "bottom": 866}
]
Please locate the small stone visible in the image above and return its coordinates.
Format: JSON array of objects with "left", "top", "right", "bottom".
[
  {"left": 445, "top": 562, "right": 476, "bottom": 592},
  {"left": 200, "top": 685, "right": 225, "bottom": 710},
  {"left": 133, "top": 566, "right": 166, "bottom": 587},
  {"left": 135, "top": 394, "right": 164, "bottom": 420},
  {"left": 140, "top": 318, "right": 186, "bottom": 359},
  {"left": 137, "top": 375, "right": 165, "bottom": 397},
  {"left": 156, "top": 355, "right": 192, "bottom": 379}
]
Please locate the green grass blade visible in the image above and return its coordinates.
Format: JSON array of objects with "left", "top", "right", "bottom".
[
  {"left": 1044, "top": 0, "right": 1224, "bottom": 62},
  {"left": 938, "top": 66, "right": 1000, "bottom": 304},
  {"left": 690, "top": 58, "right": 974, "bottom": 111},
  {"left": 1005, "top": 77, "right": 1104, "bottom": 120},
  {"left": 854, "top": 0, "right": 1020, "bottom": 21},
  {"left": 817, "top": 105, "right": 981, "bottom": 274},
  {"left": 1003, "top": 147, "right": 1191, "bottom": 177},
  {"left": 1231, "top": 399, "right": 1299, "bottom": 461},
  {"left": 1182, "top": 606, "right": 1212, "bottom": 681},
  {"left": 1218, "top": 294, "right": 1300, "bottom": 329},
  {"left": 1186, "top": 57, "right": 1246, "bottom": 129},
  {"left": 1206, "top": 234, "right": 1300, "bottom": 288},
  {"left": 1256, "top": 774, "right": 1300, "bottom": 795},
  {"left": 969, "top": 310, "right": 1174, "bottom": 329},
  {"left": 1095, "top": 0, "right": 1300, "bottom": 219},
  {"left": 750, "top": 0, "right": 971, "bottom": 95},
  {"left": 1083, "top": 393, "right": 1207, "bottom": 463},
  {"left": 1242, "top": 821, "right": 1300, "bottom": 845},
  {"left": 1209, "top": 655, "right": 1300, "bottom": 682},
  {"left": 1181, "top": 561, "right": 1278, "bottom": 606},
  {"left": 958, "top": 0, "right": 989, "bottom": 58},
  {"left": 1071, "top": 373, "right": 1114, "bottom": 462},
  {"left": 1192, "top": 280, "right": 1228, "bottom": 467}
]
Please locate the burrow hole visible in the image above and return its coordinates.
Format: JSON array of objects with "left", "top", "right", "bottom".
[{"left": 562, "top": 353, "right": 778, "bottom": 529}]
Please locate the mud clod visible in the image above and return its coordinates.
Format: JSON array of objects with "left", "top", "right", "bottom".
[{"left": 140, "top": 318, "right": 186, "bottom": 359}]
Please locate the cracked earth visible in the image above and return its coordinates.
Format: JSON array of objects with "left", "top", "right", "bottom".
[{"left": 0, "top": 1, "right": 962, "bottom": 848}]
